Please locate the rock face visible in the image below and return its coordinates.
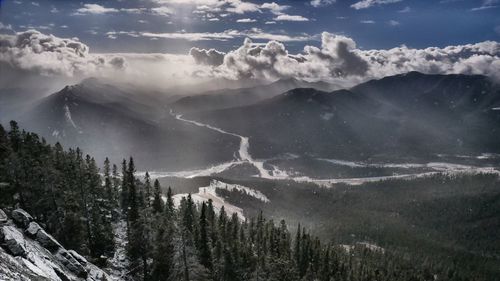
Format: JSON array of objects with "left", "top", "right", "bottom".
[
  {"left": 1, "top": 226, "right": 27, "bottom": 257},
  {"left": 0, "top": 208, "right": 112, "bottom": 281}
]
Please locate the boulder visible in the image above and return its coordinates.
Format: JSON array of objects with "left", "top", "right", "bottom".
[
  {"left": 26, "top": 221, "right": 42, "bottom": 237},
  {"left": 36, "top": 229, "right": 62, "bottom": 252},
  {"left": 56, "top": 249, "right": 88, "bottom": 278},
  {"left": 11, "top": 209, "right": 33, "bottom": 229},
  {"left": 0, "top": 208, "right": 8, "bottom": 224},
  {"left": 1, "top": 225, "right": 27, "bottom": 257}
]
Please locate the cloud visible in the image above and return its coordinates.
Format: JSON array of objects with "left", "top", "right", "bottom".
[
  {"left": 226, "top": 0, "right": 261, "bottom": 14},
  {"left": 398, "top": 6, "right": 410, "bottom": 12},
  {"left": 274, "top": 14, "right": 309, "bottom": 22},
  {"left": 189, "top": 32, "right": 500, "bottom": 84},
  {"left": 237, "top": 18, "right": 257, "bottom": 23},
  {"left": 361, "top": 20, "right": 376, "bottom": 24},
  {"left": 151, "top": 6, "right": 174, "bottom": 16},
  {"left": 388, "top": 20, "right": 400, "bottom": 26},
  {"left": 75, "top": 4, "right": 119, "bottom": 15},
  {"left": 265, "top": 21, "right": 276, "bottom": 25},
  {"left": 190, "top": 47, "right": 225, "bottom": 66},
  {"left": 310, "top": 0, "right": 336, "bottom": 7},
  {"left": 0, "top": 22, "right": 13, "bottom": 32},
  {"left": 351, "top": 0, "right": 402, "bottom": 10},
  {"left": 261, "top": 2, "right": 290, "bottom": 14},
  {"left": 114, "top": 29, "right": 313, "bottom": 42},
  {"left": 0, "top": 30, "right": 126, "bottom": 77},
  {"left": 471, "top": 0, "right": 498, "bottom": 11}
]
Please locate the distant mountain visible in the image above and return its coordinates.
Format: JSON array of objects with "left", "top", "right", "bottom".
[
  {"left": 170, "top": 78, "right": 338, "bottom": 113},
  {"left": 19, "top": 78, "right": 239, "bottom": 170},
  {"left": 187, "top": 72, "right": 500, "bottom": 161}
]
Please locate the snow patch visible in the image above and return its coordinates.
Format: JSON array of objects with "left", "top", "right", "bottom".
[
  {"left": 171, "top": 180, "right": 268, "bottom": 220},
  {"left": 63, "top": 104, "right": 77, "bottom": 129}
]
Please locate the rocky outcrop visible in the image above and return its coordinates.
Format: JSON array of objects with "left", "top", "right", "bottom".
[
  {"left": 1, "top": 226, "right": 27, "bottom": 257},
  {"left": 0, "top": 209, "right": 7, "bottom": 224},
  {"left": 0, "top": 208, "right": 112, "bottom": 281},
  {"left": 11, "top": 209, "right": 33, "bottom": 229}
]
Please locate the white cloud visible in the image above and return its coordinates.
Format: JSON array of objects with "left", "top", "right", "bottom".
[
  {"left": 0, "top": 22, "right": 13, "bottom": 31},
  {"left": 50, "top": 7, "right": 59, "bottom": 13},
  {"left": 237, "top": 18, "right": 257, "bottom": 23},
  {"left": 189, "top": 32, "right": 500, "bottom": 84},
  {"left": 310, "top": 0, "right": 336, "bottom": 8},
  {"left": 31, "top": 2, "right": 39, "bottom": 6},
  {"left": 471, "top": 0, "right": 498, "bottom": 11},
  {"left": 351, "top": 0, "right": 402, "bottom": 10},
  {"left": 113, "top": 28, "right": 313, "bottom": 42},
  {"left": 121, "top": 8, "right": 147, "bottom": 14},
  {"left": 190, "top": 47, "right": 225, "bottom": 66},
  {"left": 226, "top": 0, "right": 261, "bottom": 14},
  {"left": 261, "top": 2, "right": 290, "bottom": 14},
  {"left": 0, "top": 30, "right": 126, "bottom": 77},
  {"left": 208, "top": 18, "right": 220, "bottom": 21},
  {"left": 75, "top": 4, "right": 119, "bottom": 15},
  {"left": 274, "top": 14, "right": 309, "bottom": 22},
  {"left": 151, "top": 6, "right": 174, "bottom": 16},
  {"left": 360, "top": 20, "right": 376, "bottom": 24},
  {"left": 265, "top": 21, "right": 277, "bottom": 24},
  {"left": 388, "top": 20, "right": 400, "bottom": 26}
]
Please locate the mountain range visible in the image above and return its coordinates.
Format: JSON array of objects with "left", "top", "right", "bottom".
[{"left": 3, "top": 72, "right": 500, "bottom": 170}]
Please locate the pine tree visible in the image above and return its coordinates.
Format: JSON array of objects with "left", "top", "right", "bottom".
[
  {"left": 198, "top": 202, "right": 213, "bottom": 271},
  {"left": 121, "top": 159, "right": 129, "bottom": 215},
  {"left": 152, "top": 179, "right": 164, "bottom": 214},
  {"left": 144, "top": 172, "right": 152, "bottom": 208}
]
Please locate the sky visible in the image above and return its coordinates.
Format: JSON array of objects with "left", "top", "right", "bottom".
[{"left": 0, "top": 0, "right": 499, "bottom": 89}]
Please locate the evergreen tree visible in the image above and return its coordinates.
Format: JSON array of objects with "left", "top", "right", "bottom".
[{"left": 152, "top": 179, "right": 164, "bottom": 214}]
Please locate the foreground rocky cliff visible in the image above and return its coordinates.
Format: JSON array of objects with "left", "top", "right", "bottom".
[{"left": 0, "top": 208, "right": 112, "bottom": 281}]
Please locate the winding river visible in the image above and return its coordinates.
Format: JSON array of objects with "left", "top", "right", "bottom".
[{"left": 137, "top": 110, "right": 500, "bottom": 187}]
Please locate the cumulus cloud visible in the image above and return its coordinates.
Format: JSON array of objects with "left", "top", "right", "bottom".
[
  {"left": 0, "top": 30, "right": 126, "bottom": 77},
  {"left": 189, "top": 32, "right": 500, "bottom": 85},
  {"left": 190, "top": 47, "right": 225, "bottom": 66},
  {"left": 351, "top": 0, "right": 402, "bottom": 10},
  {"left": 310, "top": 0, "right": 336, "bottom": 7},
  {"left": 261, "top": 2, "right": 290, "bottom": 14}
]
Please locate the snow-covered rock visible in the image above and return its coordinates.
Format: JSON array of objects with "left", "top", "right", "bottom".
[
  {"left": 11, "top": 209, "right": 33, "bottom": 229},
  {"left": 0, "top": 208, "right": 112, "bottom": 281},
  {"left": 25, "top": 221, "right": 42, "bottom": 237},
  {"left": 1, "top": 225, "right": 28, "bottom": 257}
]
